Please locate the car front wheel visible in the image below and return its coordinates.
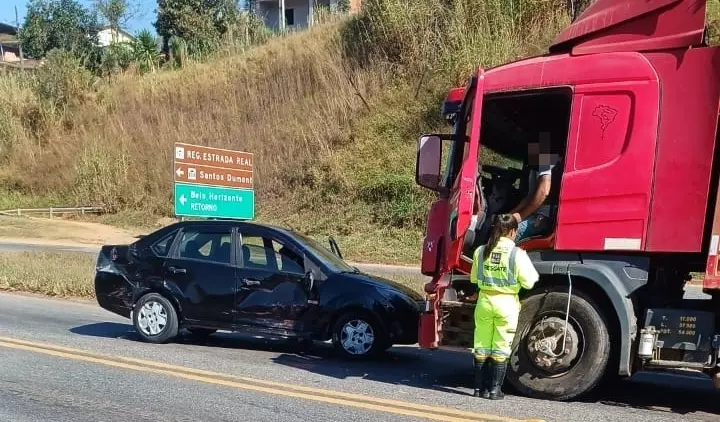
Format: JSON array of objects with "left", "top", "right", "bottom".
[
  {"left": 133, "top": 293, "right": 179, "bottom": 344},
  {"left": 331, "top": 312, "right": 388, "bottom": 359}
]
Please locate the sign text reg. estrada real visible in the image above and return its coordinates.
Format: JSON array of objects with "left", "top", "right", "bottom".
[{"left": 173, "top": 142, "right": 255, "bottom": 220}]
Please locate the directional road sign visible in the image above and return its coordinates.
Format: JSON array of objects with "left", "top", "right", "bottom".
[{"left": 173, "top": 142, "right": 255, "bottom": 220}]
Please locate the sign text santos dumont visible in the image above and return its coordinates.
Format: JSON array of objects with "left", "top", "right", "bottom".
[{"left": 173, "top": 142, "right": 255, "bottom": 219}]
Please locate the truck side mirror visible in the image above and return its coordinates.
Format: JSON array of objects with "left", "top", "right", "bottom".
[{"left": 416, "top": 135, "right": 442, "bottom": 191}]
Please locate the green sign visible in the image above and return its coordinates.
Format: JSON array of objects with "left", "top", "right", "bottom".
[{"left": 174, "top": 183, "right": 255, "bottom": 220}]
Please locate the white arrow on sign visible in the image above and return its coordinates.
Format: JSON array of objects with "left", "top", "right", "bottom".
[
  {"left": 179, "top": 194, "right": 187, "bottom": 206},
  {"left": 176, "top": 168, "right": 184, "bottom": 177}
]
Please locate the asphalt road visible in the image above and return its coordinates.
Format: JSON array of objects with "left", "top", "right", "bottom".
[
  {"left": 1, "top": 239, "right": 720, "bottom": 421},
  {"left": 0, "top": 289, "right": 718, "bottom": 422}
]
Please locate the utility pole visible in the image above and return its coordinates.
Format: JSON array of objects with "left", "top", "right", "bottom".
[
  {"left": 278, "top": 0, "right": 285, "bottom": 32},
  {"left": 308, "top": 0, "right": 313, "bottom": 28},
  {"left": 15, "top": 6, "right": 24, "bottom": 70}
]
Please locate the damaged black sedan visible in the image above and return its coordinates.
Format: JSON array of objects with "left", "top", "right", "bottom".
[{"left": 94, "top": 220, "right": 423, "bottom": 358}]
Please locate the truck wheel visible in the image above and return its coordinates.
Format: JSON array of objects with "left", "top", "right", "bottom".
[
  {"left": 133, "top": 293, "right": 179, "bottom": 344},
  {"left": 506, "top": 288, "right": 611, "bottom": 401}
]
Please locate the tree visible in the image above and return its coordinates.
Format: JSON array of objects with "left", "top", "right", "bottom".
[
  {"left": 94, "top": 0, "right": 140, "bottom": 42},
  {"left": 131, "top": 29, "right": 162, "bottom": 73},
  {"left": 155, "top": 0, "right": 241, "bottom": 56},
  {"left": 19, "top": 0, "right": 101, "bottom": 62}
]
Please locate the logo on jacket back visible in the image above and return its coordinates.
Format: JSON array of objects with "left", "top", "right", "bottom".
[{"left": 490, "top": 252, "right": 502, "bottom": 265}]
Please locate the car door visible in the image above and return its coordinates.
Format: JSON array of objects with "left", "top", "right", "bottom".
[
  {"left": 235, "top": 228, "right": 313, "bottom": 335},
  {"left": 162, "top": 224, "right": 237, "bottom": 327}
]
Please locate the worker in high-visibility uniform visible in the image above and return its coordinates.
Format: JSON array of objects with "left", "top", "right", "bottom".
[{"left": 470, "top": 213, "right": 539, "bottom": 399}]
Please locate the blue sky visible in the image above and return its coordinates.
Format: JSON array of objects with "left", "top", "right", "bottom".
[{"left": 1, "top": 0, "right": 160, "bottom": 35}]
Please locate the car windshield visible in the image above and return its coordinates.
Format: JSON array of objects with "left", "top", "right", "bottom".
[{"left": 289, "top": 232, "right": 357, "bottom": 273}]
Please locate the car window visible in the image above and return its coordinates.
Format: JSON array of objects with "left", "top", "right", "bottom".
[
  {"left": 177, "top": 229, "right": 232, "bottom": 265},
  {"left": 239, "top": 235, "right": 304, "bottom": 274},
  {"left": 241, "top": 236, "right": 270, "bottom": 267},
  {"left": 272, "top": 240, "right": 304, "bottom": 274},
  {"left": 151, "top": 231, "right": 176, "bottom": 257},
  {"left": 288, "top": 232, "right": 356, "bottom": 273}
]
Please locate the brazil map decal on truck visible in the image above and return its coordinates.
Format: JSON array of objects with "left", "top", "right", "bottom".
[{"left": 414, "top": 0, "right": 720, "bottom": 401}]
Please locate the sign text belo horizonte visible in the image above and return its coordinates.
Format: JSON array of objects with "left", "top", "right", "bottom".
[{"left": 173, "top": 142, "right": 255, "bottom": 219}]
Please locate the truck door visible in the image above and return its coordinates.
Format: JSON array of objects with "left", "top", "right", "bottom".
[{"left": 446, "top": 69, "right": 485, "bottom": 271}]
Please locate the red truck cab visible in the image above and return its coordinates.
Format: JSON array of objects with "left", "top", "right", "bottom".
[{"left": 415, "top": 0, "right": 720, "bottom": 401}]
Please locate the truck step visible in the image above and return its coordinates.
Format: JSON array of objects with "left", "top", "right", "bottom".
[{"left": 645, "top": 359, "right": 709, "bottom": 370}]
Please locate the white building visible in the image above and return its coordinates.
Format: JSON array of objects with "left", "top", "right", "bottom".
[
  {"left": 97, "top": 25, "right": 135, "bottom": 47},
  {"left": 255, "top": 0, "right": 362, "bottom": 31}
]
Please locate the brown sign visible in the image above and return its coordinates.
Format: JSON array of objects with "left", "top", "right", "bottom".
[
  {"left": 174, "top": 162, "right": 253, "bottom": 189},
  {"left": 174, "top": 142, "right": 253, "bottom": 172}
]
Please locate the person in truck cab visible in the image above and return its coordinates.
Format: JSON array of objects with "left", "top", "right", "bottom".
[
  {"left": 509, "top": 136, "right": 562, "bottom": 242},
  {"left": 469, "top": 214, "right": 539, "bottom": 400}
]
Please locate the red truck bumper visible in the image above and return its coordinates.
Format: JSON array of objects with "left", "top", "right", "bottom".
[{"left": 418, "top": 309, "right": 439, "bottom": 349}]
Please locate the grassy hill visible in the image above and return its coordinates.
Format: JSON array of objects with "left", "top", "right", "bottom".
[{"left": 0, "top": 0, "right": 717, "bottom": 264}]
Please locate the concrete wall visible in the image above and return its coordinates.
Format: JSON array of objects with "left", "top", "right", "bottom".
[
  {"left": 350, "top": 0, "right": 362, "bottom": 13},
  {"left": 257, "top": 2, "right": 280, "bottom": 30},
  {"left": 285, "top": 0, "right": 311, "bottom": 29},
  {"left": 98, "top": 28, "right": 134, "bottom": 47},
  {"left": 258, "top": 0, "right": 344, "bottom": 30},
  {"left": 258, "top": 0, "right": 312, "bottom": 30}
]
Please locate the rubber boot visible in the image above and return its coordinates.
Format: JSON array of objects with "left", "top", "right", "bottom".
[
  {"left": 489, "top": 359, "right": 507, "bottom": 400},
  {"left": 473, "top": 358, "right": 490, "bottom": 398}
]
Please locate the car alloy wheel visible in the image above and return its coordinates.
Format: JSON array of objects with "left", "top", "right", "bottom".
[
  {"left": 340, "top": 319, "right": 375, "bottom": 355},
  {"left": 137, "top": 300, "right": 168, "bottom": 336},
  {"left": 133, "top": 293, "right": 179, "bottom": 344}
]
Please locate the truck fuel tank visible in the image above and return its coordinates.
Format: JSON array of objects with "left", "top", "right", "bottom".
[{"left": 642, "top": 308, "right": 715, "bottom": 365}]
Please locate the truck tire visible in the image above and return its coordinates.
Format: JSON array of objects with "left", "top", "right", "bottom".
[{"left": 506, "top": 287, "right": 611, "bottom": 401}]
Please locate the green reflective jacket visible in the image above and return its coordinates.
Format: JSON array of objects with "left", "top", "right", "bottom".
[{"left": 470, "top": 237, "right": 539, "bottom": 294}]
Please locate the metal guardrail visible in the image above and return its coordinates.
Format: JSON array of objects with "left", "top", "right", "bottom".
[{"left": 0, "top": 207, "right": 105, "bottom": 218}]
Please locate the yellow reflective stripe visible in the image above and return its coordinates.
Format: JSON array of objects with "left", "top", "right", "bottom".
[
  {"left": 474, "top": 246, "right": 484, "bottom": 283},
  {"left": 508, "top": 247, "right": 518, "bottom": 283}
]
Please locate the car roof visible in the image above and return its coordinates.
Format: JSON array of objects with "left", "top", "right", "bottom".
[{"left": 168, "top": 219, "right": 295, "bottom": 235}]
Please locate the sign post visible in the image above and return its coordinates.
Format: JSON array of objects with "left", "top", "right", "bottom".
[{"left": 173, "top": 142, "right": 255, "bottom": 220}]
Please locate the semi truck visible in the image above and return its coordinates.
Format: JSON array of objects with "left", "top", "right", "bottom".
[{"left": 414, "top": 0, "right": 720, "bottom": 401}]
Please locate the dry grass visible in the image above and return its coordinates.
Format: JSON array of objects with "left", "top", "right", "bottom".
[
  {"left": 2, "top": 21, "right": 386, "bottom": 215},
  {"left": 0, "top": 252, "right": 96, "bottom": 298},
  {"left": 370, "top": 272, "right": 428, "bottom": 295},
  {"left": 0, "top": 215, "right": 137, "bottom": 245}
]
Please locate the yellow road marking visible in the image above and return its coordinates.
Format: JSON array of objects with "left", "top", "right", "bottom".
[{"left": 0, "top": 336, "right": 544, "bottom": 422}]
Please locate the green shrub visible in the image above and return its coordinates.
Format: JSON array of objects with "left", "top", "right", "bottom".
[{"left": 33, "top": 49, "right": 95, "bottom": 113}]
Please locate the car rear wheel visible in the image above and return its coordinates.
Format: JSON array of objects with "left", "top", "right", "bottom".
[
  {"left": 331, "top": 311, "right": 388, "bottom": 359},
  {"left": 133, "top": 293, "right": 179, "bottom": 344}
]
